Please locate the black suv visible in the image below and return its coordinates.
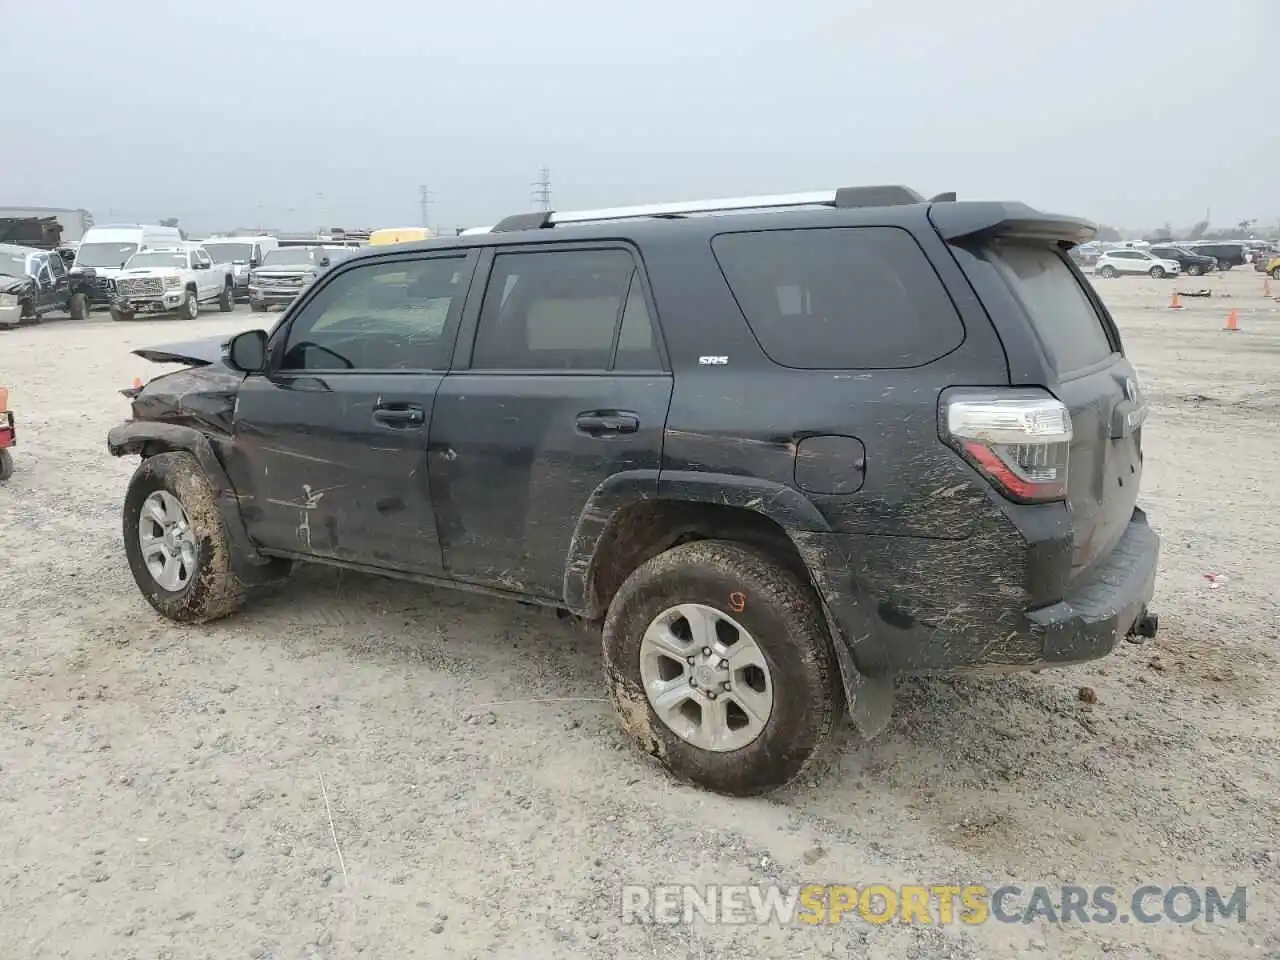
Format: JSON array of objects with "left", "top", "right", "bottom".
[
  {"left": 106, "top": 185, "right": 1161, "bottom": 796},
  {"left": 1185, "top": 241, "right": 1248, "bottom": 269},
  {"left": 1149, "top": 244, "right": 1217, "bottom": 276}
]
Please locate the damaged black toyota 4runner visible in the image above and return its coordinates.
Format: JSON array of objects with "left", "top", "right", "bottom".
[{"left": 107, "top": 185, "right": 1160, "bottom": 796}]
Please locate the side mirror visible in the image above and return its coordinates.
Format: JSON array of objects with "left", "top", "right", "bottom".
[{"left": 224, "top": 329, "right": 269, "bottom": 373}]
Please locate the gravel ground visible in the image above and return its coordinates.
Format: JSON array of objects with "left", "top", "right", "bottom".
[{"left": 1, "top": 273, "right": 1278, "bottom": 960}]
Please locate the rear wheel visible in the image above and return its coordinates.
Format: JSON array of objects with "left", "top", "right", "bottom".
[
  {"left": 1150, "top": 266, "right": 1166, "bottom": 279},
  {"left": 1098, "top": 265, "right": 1118, "bottom": 279},
  {"left": 217, "top": 281, "right": 233, "bottom": 312},
  {"left": 1271, "top": 266, "right": 1280, "bottom": 280},
  {"left": 68, "top": 292, "right": 88, "bottom": 321},
  {"left": 1186, "top": 264, "right": 1203, "bottom": 277},
  {"left": 602, "top": 539, "right": 841, "bottom": 796},
  {"left": 122, "top": 452, "right": 247, "bottom": 623},
  {"left": 0, "top": 449, "right": 12, "bottom": 482}
]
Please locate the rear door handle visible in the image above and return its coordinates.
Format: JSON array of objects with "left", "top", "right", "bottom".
[
  {"left": 576, "top": 411, "right": 640, "bottom": 436},
  {"left": 373, "top": 403, "right": 425, "bottom": 427}
]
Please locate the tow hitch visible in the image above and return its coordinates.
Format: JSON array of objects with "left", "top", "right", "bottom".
[{"left": 1127, "top": 607, "right": 1159, "bottom": 641}]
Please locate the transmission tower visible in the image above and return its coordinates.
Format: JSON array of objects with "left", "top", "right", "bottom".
[
  {"left": 419, "top": 185, "right": 434, "bottom": 228},
  {"left": 531, "top": 166, "right": 551, "bottom": 210}
]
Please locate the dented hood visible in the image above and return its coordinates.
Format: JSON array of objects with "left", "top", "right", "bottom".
[{"left": 133, "top": 334, "right": 229, "bottom": 367}]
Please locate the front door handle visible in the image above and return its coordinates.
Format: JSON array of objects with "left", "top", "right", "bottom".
[
  {"left": 373, "top": 403, "right": 425, "bottom": 427},
  {"left": 576, "top": 411, "right": 640, "bottom": 436}
]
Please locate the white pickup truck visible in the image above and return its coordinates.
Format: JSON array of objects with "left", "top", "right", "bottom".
[{"left": 111, "top": 245, "right": 234, "bottom": 321}]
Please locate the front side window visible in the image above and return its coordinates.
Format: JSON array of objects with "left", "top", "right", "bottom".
[{"left": 281, "top": 256, "right": 469, "bottom": 371}]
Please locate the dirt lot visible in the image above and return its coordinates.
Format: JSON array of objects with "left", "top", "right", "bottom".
[{"left": 1, "top": 272, "right": 1278, "bottom": 960}]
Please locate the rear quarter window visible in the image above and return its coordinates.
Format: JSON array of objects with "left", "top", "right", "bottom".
[
  {"left": 986, "top": 242, "right": 1115, "bottom": 372},
  {"left": 710, "top": 226, "right": 964, "bottom": 370}
]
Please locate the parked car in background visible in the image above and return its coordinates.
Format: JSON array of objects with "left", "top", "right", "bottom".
[
  {"left": 200, "top": 236, "right": 279, "bottom": 301},
  {"left": 1149, "top": 245, "right": 1217, "bottom": 276},
  {"left": 1183, "top": 241, "right": 1248, "bottom": 270},
  {"left": 72, "top": 224, "right": 185, "bottom": 307},
  {"left": 0, "top": 242, "right": 87, "bottom": 326},
  {"left": 111, "top": 246, "right": 234, "bottom": 321},
  {"left": 1094, "top": 249, "right": 1181, "bottom": 279},
  {"left": 247, "top": 245, "right": 342, "bottom": 311}
]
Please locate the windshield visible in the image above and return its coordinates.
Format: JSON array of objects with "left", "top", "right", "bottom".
[
  {"left": 77, "top": 242, "right": 138, "bottom": 268},
  {"left": 203, "top": 242, "right": 254, "bottom": 263},
  {"left": 262, "top": 248, "right": 323, "bottom": 266},
  {"left": 0, "top": 253, "right": 29, "bottom": 277},
  {"left": 126, "top": 251, "right": 188, "bottom": 269}
]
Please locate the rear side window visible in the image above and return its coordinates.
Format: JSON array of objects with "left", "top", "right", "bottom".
[
  {"left": 471, "top": 248, "right": 661, "bottom": 371},
  {"left": 986, "top": 242, "right": 1114, "bottom": 372},
  {"left": 711, "top": 227, "right": 964, "bottom": 369}
]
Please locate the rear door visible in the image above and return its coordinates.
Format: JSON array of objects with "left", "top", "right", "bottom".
[
  {"left": 226, "top": 250, "right": 478, "bottom": 573},
  {"left": 429, "top": 244, "right": 672, "bottom": 600},
  {"left": 979, "top": 241, "right": 1145, "bottom": 580}
]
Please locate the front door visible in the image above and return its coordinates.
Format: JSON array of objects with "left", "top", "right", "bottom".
[
  {"left": 429, "top": 245, "right": 673, "bottom": 600},
  {"left": 225, "top": 249, "right": 479, "bottom": 574}
]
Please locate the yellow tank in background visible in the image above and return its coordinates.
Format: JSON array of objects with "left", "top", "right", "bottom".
[{"left": 368, "top": 227, "right": 433, "bottom": 246}]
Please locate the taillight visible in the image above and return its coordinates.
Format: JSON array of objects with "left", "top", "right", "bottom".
[{"left": 940, "top": 389, "right": 1072, "bottom": 503}]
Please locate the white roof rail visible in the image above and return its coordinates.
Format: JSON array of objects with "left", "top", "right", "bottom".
[{"left": 490, "top": 185, "right": 928, "bottom": 233}]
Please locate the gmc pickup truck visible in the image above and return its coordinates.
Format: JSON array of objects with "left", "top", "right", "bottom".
[{"left": 111, "top": 245, "right": 234, "bottom": 321}]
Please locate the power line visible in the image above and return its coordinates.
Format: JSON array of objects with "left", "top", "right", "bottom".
[
  {"left": 419, "top": 185, "right": 434, "bottom": 229},
  {"left": 531, "top": 166, "right": 551, "bottom": 210}
]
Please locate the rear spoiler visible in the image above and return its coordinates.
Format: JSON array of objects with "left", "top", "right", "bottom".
[{"left": 928, "top": 201, "right": 1097, "bottom": 247}]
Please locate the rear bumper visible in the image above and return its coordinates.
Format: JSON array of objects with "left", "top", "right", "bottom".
[
  {"left": 1021, "top": 509, "right": 1159, "bottom": 666},
  {"left": 798, "top": 507, "right": 1160, "bottom": 675}
]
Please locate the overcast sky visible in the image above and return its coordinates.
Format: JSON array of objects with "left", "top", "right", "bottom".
[{"left": 1, "top": 0, "right": 1271, "bottom": 234}]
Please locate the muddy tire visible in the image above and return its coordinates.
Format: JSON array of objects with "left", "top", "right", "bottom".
[
  {"left": 109, "top": 307, "right": 135, "bottom": 323},
  {"left": 122, "top": 451, "right": 247, "bottom": 624},
  {"left": 218, "top": 281, "right": 233, "bottom": 312},
  {"left": 0, "top": 449, "right": 12, "bottom": 482},
  {"left": 69, "top": 292, "right": 89, "bottom": 321},
  {"left": 602, "top": 539, "right": 841, "bottom": 796}
]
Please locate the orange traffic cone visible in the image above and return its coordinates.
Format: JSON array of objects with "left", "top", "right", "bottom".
[
  {"left": 1169, "top": 292, "right": 1182, "bottom": 309},
  {"left": 1224, "top": 309, "right": 1239, "bottom": 332},
  {"left": 132, "top": 377, "right": 143, "bottom": 389}
]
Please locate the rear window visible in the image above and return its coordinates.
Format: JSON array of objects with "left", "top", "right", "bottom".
[
  {"left": 711, "top": 227, "right": 964, "bottom": 369},
  {"left": 986, "top": 242, "right": 1115, "bottom": 372}
]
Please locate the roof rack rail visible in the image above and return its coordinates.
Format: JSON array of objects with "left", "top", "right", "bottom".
[{"left": 489, "top": 184, "right": 930, "bottom": 233}]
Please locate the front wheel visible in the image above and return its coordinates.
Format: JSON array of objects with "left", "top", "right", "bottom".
[
  {"left": 602, "top": 540, "right": 842, "bottom": 796},
  {"left": 109, "top": 307, "right": 135, "bottom": 323},
  {"left": 249, "top": 297, "right": 266, "bottom": 313},
  {"left": 1150, "top": 266, "right": 1166, "bottom": 279},
  {"left": 68, "top": 292, "right": 89, "bottom": 321},
  {"left": 122, "top": 451, "right": 247, "bottom": 623},
  {"left": 1271, "top": 266, "right": 1280, "bottom": 280},
  {"left": 217, "top": 282, "right": 233, "bottom": 312},
  {"left": 180, "top": 289, "right": 199, "bottom": 320},
  {"left": 1098, "top": 265, "right": 1118, "bottom": 279}
]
